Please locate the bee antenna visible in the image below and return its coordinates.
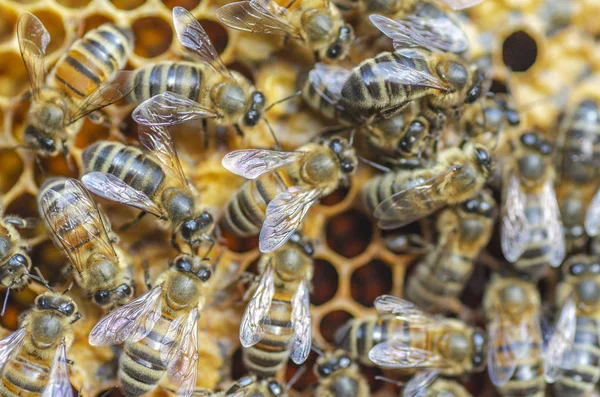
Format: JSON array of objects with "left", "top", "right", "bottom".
[
  {"left": 357, "top": 155, "right": 392, "bottom": 173},
  {"left": 32, "top": 267, "right": 54, "bottom": 293},
  {"left": 311, "top": 344, "right": 324, "bottom": 356},
  {"left": 1, "top": 281, "right": 15, "bottom": 316},
  {"left": 0, "top": 144, "right": 36, "bottom": 152},
  {"left": 348, "top": 128, "right": 356, "bottom": 147},
  {"left": 264, "top": 91, "right": 302, "bottom": 112},
  {"left": 62, "top": 282, "right": 74, "bottom": 295},
  {"left": 286, "top": 365, "right": 307, "bottom": 391},
  {"left": 264, "top": 118, "right": 281, "bottom": 150},
  {"left": 375, "top": 375, "right": 403, "bottom": 386}
]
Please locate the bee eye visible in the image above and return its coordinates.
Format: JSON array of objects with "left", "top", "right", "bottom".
[
  {"left": 475, "top": 148, "right": 491, "bottom": 169},
  {"left": 326, "top": 44, "right": 341, "bottom": 59},
  {"left": 181, "top": 220, "right": 197, "bottom": 239},
  {"left": 505, "top": 110, "right": 520, "bottom": 126},
  {"left": 197, "top": 267, "right": 212, "bottom": 282},
  {"left": 119, "top": 284, "right": 133, "bottom": 297},
  {"left": 8, "top": 254, "right": 28, "bottom": 268},
  {"left": 591, "top": 263, "right": 600, "bottom": 274},
  {"left": 318, "top": 364, "right": 332, "bottom": 377},
  {"left": 37, "top": 297, "right": 50, "bottom": 309},
  {"left": 339, "top": 356, "right": 351, "bottom": 367},
  {"left": 304, "top": 242, "right": 314, "bottom": 257},
  {"left": 341, "top": 159, "right": 354, "bottom": 173},
  {"left": 268, "top": 380, "right": 283, "bottom": 396},
  {"left": 39, "top": 137, "right": 56, "bottom": 152},
  {"left": 61, "top": 302, "right": 75, "bottom": 316},
  {"left": 330, "top": 138, "right": 343, "bottom": 153},
  {"left": 176, "top": 258, "right": 192, "bottom": 272},
  {"left": 538, "top": 142, "right": 552, "bottom": 155},
  {"left": 199, "top": 211, "right": 213, "bottom": 225},
  {"left": 570, "top": 263, "right": 585, "bottom": 275},
  {"left": 520, "top": 132, "right": 537, "bottom": 146},
  {"left": 94, "top": 291, "right": 111, "bottom": 305},
  {"left": 244, "top": 109, "right": 259, "bottom": 126}
]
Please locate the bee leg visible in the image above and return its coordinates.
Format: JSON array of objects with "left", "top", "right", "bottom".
[
  {"left": 70, "top": 312, "right": 82, "bottom": 324},
  {"left": 170, "top": 234, "right": 183, "bottom": 253},
  {"left": 141, "top": 259, "right": 152, "bottom": 291},
  {"left": 383, "top": 232, "right": 429, "bottom": 254},
  {"left": 35, "top": 155, "right": 47, "bottom": 178},
  {"left": 200, "top": 235, "right": 216, "bottom": 260},
  {"left": 118, "top": 211, "right": 147, "bottom": 231},
  {"left": 4, "top": 216, "right": 39, "bottom": 229},
  {"left": 477, "top": 249, "right": 505, "bottom": 271},
  {"left": 62, "top": 142, "right": 77, "bottom": 174},
  {"left": 234, "top": 124, "right": 244, "bottom": 138},
  {"left": 314, "top": 51, "right": 320, "bottom": 62},
  {"left": 202, "top": 119, "right": 209, "bottom": 149}
]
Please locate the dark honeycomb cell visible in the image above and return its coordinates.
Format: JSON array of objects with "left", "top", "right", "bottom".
[
  {"left": 33, "top": 10, "right": 66, "bottom": 54},
  {"left": 503, "top": 30, "right": 538, "bottom": 72},
  {"left": 5, "top": 193, "right": 41, "bottom": 239},
  {"left": 326, "top": 209, "right": 372, "bottom": 258},
  {"left": 197, "top": 19, "right": 229, "bottom": 55},
  {"left": 34, "top": 154, "right": 80, "bottom": 187},
  {"left": 320, "top": 310, "right": 353, "bottom": 344},
  {"left": 311, "top": 259, "right": 338, "bottom": 305},
  {"left": 82, "top": 14, "right": 115, "bottom": 33},
  {"left": 0, "top": 4, "right": 17, "bottom": 43},
  {"left": 132, "top": 16, "right": 173, "bottom": 58},
  {"left": 220, "top": 228, "right": 259, "bottom": 253},
  {"left": 74, "top": 119, "right": 110, "bottom": 149},
  {"left": 320, "top": 185, "right": 350, "bottom": 206},
  {"left": 0, "top": 150, "right": 23, "bottom": 194},
  {"left": 231, "top": 347, "right": 248, "bottom": 380},
  {"left": 351, "top": 260, "right": 392, "bottom": 307},
  {"left": 285, "top": 353, "right": 318, "bottom": 391}
]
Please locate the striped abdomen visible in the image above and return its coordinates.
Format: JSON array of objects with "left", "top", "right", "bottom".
[
  {"left": 514, "top": 205, "right": 552, "bottom": 279},
  {"left": 553, "top": 316, "right": 600, "bottom": 397},
  {"left": 52, "top": 24, "right": 132, "bottom": 100},
  {"left": 561, "top": 100, "right": 600, "bottom": 185},
  {"left": 82, "top": 141, "right": 166, "bottom": 201},
  {"left": 119, "top": 313, "right": 176, "bottom": 396},
  {"left": 222, "top": 168, "right": 298, "bottom": 237},
  {"left": 0, "top": 349, "right": 50, "bottom": 396},
  {"left": 127, "top": 61, "right": 206, "bottom": 104},
  {"left": 243, "top": 295, "right": 294, "bottom": 377},
  {"left": 340, "top": 52, "right": 431, "bottom": 116},
  {"left": 361, "top": 169, "right": 430, "bottom": 215},
  {"left": 301, "top": 78, "right": 356, "bottom": 125}
]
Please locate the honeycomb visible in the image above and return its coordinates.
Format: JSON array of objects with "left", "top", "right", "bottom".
[{"left": 0, "top": 0, "right": 597, "bottom": 396}]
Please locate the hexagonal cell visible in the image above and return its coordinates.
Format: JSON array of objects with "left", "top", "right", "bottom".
[
  {"left": 74, "top": 119, "right": 110, "bottom": 149},
  {"left": 320, "top": 185, "right": 350, "bottom": 207},
  {"left": 197, "top": 19, "right": 229, "bottom": 55},
  {"left": 55, "top": 0, "right": 92, "bottom": 8},
  {"left": 230, "top": 347, "right": 248, "bottom": 380},
  {"left": 311, "top": 259, "right": 338, "bottom": 305},
  {"left": 132, "top": 16, "right": 173, "bottom": 58},
  {"left": 161, "top": 0, "right": 201, "bottom": 10},
  {"left": 0, "top": 4, "right": 17, "bottom": 44},
  {"left": 319, "top": 310, "right": 353, "bottom": 344},
  {"left": 0, "top": 150, "right": 23, "bottom": 194},
  {"left": 111, "top": 0, "right": 146, "bottom": 9},
  {"left": 4, "top": 193, "right": 41, "bottom": 240},
  {"left": 34, "top": 154, "right": 80, "bottom": 187},
  {"left": 32, "top": 10, "right": 66, "bottom": 54},
  {"left": 81, "top": 14, "right": 116, "bottom": 33},
  {"left": 503, "top": 30, "right": 538, "bottom": 72},
  {"left": 219, "top": 228, "right": 259, "bottom": 253},
  {"left": 285, "top": 352, "right": 318, "bottom": 391},
  {"left": 351, "top": 260, "right": 392, "bottom": 307},
  {"left": 30, "top": 240, "right": 68, "bottom": 286},
  {"left": 360, "top": 364, "right": 384, "bottom": 393},
  {"left": 326, "top": 209, "right": 372, "bottom": 258},
  {"left": 0, "top": 51, "right": 29, "bottom": 98}
]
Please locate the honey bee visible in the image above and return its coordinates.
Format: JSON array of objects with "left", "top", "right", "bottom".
[
  {"left": 0, "top": 290, "right": 80, "bottom": 396},
  {"left": 551, "top": 254, "right": 600, "bottom": 396},
  {"left": 314, "top": 349, "right": 370, "bottom": 397},
  {"left": 38, "top": 177, "right": 134, "bottom": 310},
  {"left": 335, "top": 295, "right": 486, "bottom": 379},
  {"left": 241, "top": 233, "right": 314, "bottom": 376},
  {"left": 405, "top": 189, "right": 496, "bottom": 313},
  {"left": 196, "top": 375, "right": 288, "bottom": 397},
  {"left": 221, "top": 136, "right": 357, "bottom": 252},
  {"left": 484, "top": 274, "right": 547, "bottom": 396},
  {"left": 17, "top": 12, "right": 134, "bottom": 156},
  {"left": 81, "top": 123, "right": 214, "bottom": 253},
  {"left": 0, "top": 207, "right": 34, "bottom": 315},
  {"left": 216, "top": 0, "right": 354, "bottom": 62},
  {"left": 379, "top": 370, "right": 474, "bottom": 397},
  {"left": 500, "top": 131, "right": 565, "bottom": 279},
  {"left": 130, "top": 7, "right": 267, "bottom": 137},
  {"left": 361, "top": 142, "right": 491, "bottom": 229},
  {"left": 89, "top": 253, "right": 213, "bottom": 397}
]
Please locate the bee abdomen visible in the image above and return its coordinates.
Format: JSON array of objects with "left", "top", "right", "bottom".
[
  {"left": 127, "top": 61, "right": 204, "bottom": 104},
  {"left": 0, "top": 355, "right": 49, "bottom": 396},
  {"left": 120, "top": 342, "right": 167, "bottom": 397},
  {"left": 54, "top": 24, "right": 132, "bottom": 99},
  {"left": 82, "top": 141, "right": 165, "bottom": 199}
]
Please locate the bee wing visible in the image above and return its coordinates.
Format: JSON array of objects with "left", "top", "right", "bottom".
[
  {"left": 42, "top": 340, "right": 73, "bottom": 397},
  {"left": 374, "top": 165, "right": 463, "bottom": 229},
  {"left": 0, "top": 328, "right": 26, "bottom": 372},
  {"left": 39, "top": 179, "right": 119, "bottom": 275},
  {"left": 438, "top": 0, "right": 485, "bottom": 10},
  {"left": 222, "top": 149, "right": 305, "bottom": 180},
  {"left": 374, "top": 295, "right": 426, "bottom": 318},
  {"left": 487, "top": 316, "right": 519, "bottom": 387},
  {"left": 585, "top": 186, "right": 600, "bottom": 236},
  {"left": 368, "top": 339, "right": 447, "bottom": 369},
  {"left": 540, "top": 180, "right": 565, "bottom": 267},
  {"left": 216, "top": 0, "right": 301, "bottom": 39},
  {"left": 402, "top": 369, "right": 441, "bottom": 397},
  {"left": 133, "top": 92, "right": 219, "bottom": 126},
  {"left": 69, "top": 71, "right": 135, "bottom": 124},
  {"left": 173, "top": 7, "right": 231, "bottom": 77},
  {"left": 308, "top": 63, "right": 351, "bottom": 106},
  {"left": 500, "top": 173, "right": 528, "bottom": 263},
  {"left": 259, "top": 186, "right": 322, "bottom": 252},
  {"left": 240, "top": 261, "right": 275, "bottom": 347},
  {"left": 369, "top": 14, "right": 468, "bottom": 54},
  {"left": 163, "top": 308, "right": 200, "bottom": 397},
  {"left": 137, "top": 124, "right": 187, "bottom": 188},
  {"left": 290, "top": 278, "right": 312, "bottom": 364},
  {"left": 17, "top": 12, "right": 50, "bottom": 97},
  {"left": 89, "top": 285, "right": 163, "bottom": 346},
  {"left": 543, "top": 295, "right": 577, "bottom": 383},
  {"left": 82, "top": 172, "right": 164, "bottom": 218}
]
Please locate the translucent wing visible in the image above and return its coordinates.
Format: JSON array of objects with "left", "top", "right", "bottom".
[
  {"left": 163, "top": 308, "right": 200, "bottom": 397},
  {"left": 82, "top": 172, "right": 164, "bottom": 218},
  {"left": 374, "top": 165, "right": 463, "bottom": 229},
  {"left": 369, "top": 339, "right": 447, "bottom": 369},
  {"left": 540, "top": 180, "right": 565, "bottom": 267},
  {"left": 585, "top": 186, "right": 600, "bottom": 236},
  {"left": 89, "top": 285, "right": 163, "bottom": 346},
  {"left": 487, "top": 316, "right": 519, "bottom": 387},
  {"left": 290, "top": 278, "right": 311, "bottom": 364},
  {"left": 0, "top": 328, "right": 26, "bottom": 372},
  {"left": 259, "top": 186, "right": 322, "bottom": 252},
  {"left": 17, "top": 12, "right": 50, "bottom": 96},
  {"left": 138, "top": 124, "right": 187, "bottom": 188},
  {"left": 173, "top": 6, "right": 230, "bottom": 77},
  {"left": 69, "top": 71, "right": 135, "bottom": 124},
  {"left": 501, "top": 173, "right": 528, "bottom": 263},
  {"left": 369, "top": 13, "right": 468, "bottom": 54},
  {"left": 544, "top": 295, "right": 576, "bottom": 383},
  {"left": 439, "top": 0, "right": 485, "bottom": 10},
  {"left": 132, "top": 92, "right": 219, "bottom": 126},
  {"left": 240, "top": 261, "right": 274, "bottom": 347},
  {"left": 374, "top": 295, "right": 441, "bottom": 326},
  {"left": 222, "top": 149, "right": 305, "bottom": 180},
  {"left": 42, "top": 341, "right": 73, "bottom": 397},
  {"left": 307, "top": 63, "right": 351, "bottom": 106},
  {"left": 216, "top": 1, "right": 301, "bottom": 39},
  {"left": 402, "top": 369, "right": 440, "bottom": 397},
  {"left": 39, "top": 179, "right": 118, "bottom": 275}
]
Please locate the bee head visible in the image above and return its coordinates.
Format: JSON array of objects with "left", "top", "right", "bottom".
[
  {"left": 243, "top": 91, "right": 266, "bottom": 127},
  {"left": 0, "top": 253, "right": 31, "bottom": 286},
  {"left": 398, "top": 119, "right": 427, "bottom": 155},
  {"left": 465, "top": 69, "right": 486, "bottom": 104},
  {"left": 316, "top": 351, "right": 353, "bottom": 378},
  {"left": 179, "top": 210, "right": 214, "bottom": 248},
  {"left": 564, "top": 256, "right": 600, "bottom": 309},
  {"left": 167, "top": 255, "right": 212, "bottom": 308},
  {"left": 92, "top": 282, "right": 134, "bottom": 308},
  {"left": 517, "top": 132, "right": 551, "bottom": 182},
  {"left": 460, "top": 191, "right": 495, "bottom": 218},
  {"left": 171, "top": 254, "right": 212, "bottom": 282},
  {"left": 288, "top": 232, "right": 315, "bottom": 257},
  {"left": 35, "top": 292, "right": 78, "bottom": 318},
  {"left": 267, "top": 380, "right": 285, "bottom": 396},
  {"left": 470, "top": 329, "right": 487, "bottom": 371},
  {"left": 324, "top": 25, "right": 354, "bottom": 61},
  {"left": 327, "top": 137, "right": 357, "bottom": 175}
]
